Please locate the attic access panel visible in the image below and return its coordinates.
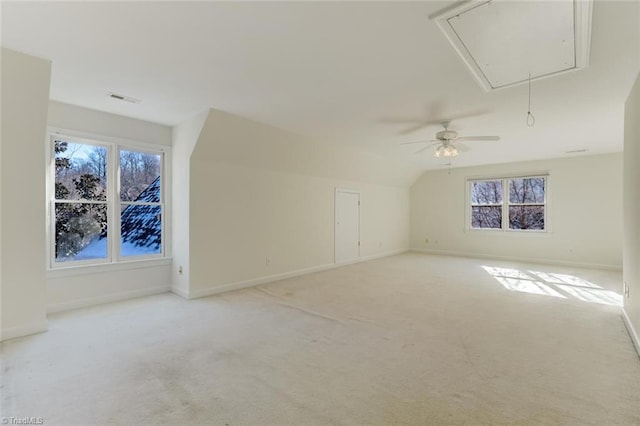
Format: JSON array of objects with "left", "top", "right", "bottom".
[{"left": 432, "top": 0, "right": 592, "bottom": 91}]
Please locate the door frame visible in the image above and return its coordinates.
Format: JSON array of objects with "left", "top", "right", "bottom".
[{"left": 334, "top": 188, "right": 361, "bottom": 264}]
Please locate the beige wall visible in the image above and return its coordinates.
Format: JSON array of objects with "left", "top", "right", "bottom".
[
  {"left": 1, "top": 49, "right": 51, "bottom": 340},
  {"left": 46, "top": 101, "right": 173, "bottom": 312},
  {"left": 410, "top": 154, "right": 623, "bottom": 269},
  {"left": 623, "top": 72, "right": 640, "bottom": 353},
  {"left": 177, "top": 108, "right": 420, "bottom": 297}
]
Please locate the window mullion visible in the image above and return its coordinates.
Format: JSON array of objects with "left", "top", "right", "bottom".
[
  {"left": 53, "top": 199, "right": 108, "bottom": 205},
  {"left": 502, "top": 179, "right": 508, "bottom": 230},
  {"left": 109, "top": 144, "right": 119, "bottom": 262},
  {"left": 120, "top": 202, "right": 162, "bottom": 206}
]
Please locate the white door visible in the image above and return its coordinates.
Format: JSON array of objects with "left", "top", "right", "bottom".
[{"left": 335, "top": 189, "right": 360, "bottom": 264}]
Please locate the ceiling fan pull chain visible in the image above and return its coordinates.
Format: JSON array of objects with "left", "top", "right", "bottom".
[{"left": 527, "top": 73, "right": 536, "bottom": 127}]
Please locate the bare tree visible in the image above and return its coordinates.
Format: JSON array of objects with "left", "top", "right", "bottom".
[{"left": 120, "top": 151, "right": 160, "bottom": 201}]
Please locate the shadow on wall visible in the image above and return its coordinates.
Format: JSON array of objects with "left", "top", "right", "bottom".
[{"left": 482, "top": 266, "right": 622, "bottom": 307}]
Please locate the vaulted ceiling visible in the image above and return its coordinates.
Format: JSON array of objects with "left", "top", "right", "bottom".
[{"left": 2, "top": 1, "right": 638, "bottom": 169}]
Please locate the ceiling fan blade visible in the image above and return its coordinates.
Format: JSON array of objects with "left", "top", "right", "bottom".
[
  {"left": 400, "top": 108, "right": 492, "bottom": 135},
  {"left": 398, "top": 120, "right": 444, "bottom": 135},
  {"left": 414, "top": 144, "right": 436, "bottom": 155},
  {"left": 400, "top": 139, "right": 436, "bottom": 145},
  {"left": 447, "top": 109, "right": 491, "bottom": 123},
  {"left": 457, "top": 136, "right": 500, "bottom": 142},
  {"left": 394, "top": 101, "right": 445, "bottom": 134},
  {"left": 455, "top": 142, "right": 471, "bottom": 152}
]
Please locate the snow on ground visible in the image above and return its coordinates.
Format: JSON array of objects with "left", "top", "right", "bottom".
[
  {"left": 62, "top": 237, "right": 160, "bottom": 262},
  {"left": 58, "top": 177, "right": 162, "bottom": 262}
]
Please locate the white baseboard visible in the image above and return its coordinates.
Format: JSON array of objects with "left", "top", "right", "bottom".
[
  {"left": 47, "top": 285, "right": 171, "bottom": 314},
  {"left": 0, "top": 320, "right": 48, "bottom": 342},
  {"left": 170, "top": 285, "right": 189, "bottom": 299},
  {"left": 622, "top": 308, "right": 640, "bottom": 358},
  {"left": 190, "top": 263, "right": 335, "bottom": 299},
  {"left": 189, "top": 248, "right": 408, "bottom": 300},
  {"left": 410, "top": 248, "right": 622, "bottom": 272},
  {"left": 336, "top": 248, "right": 408, "bottom": 266}
]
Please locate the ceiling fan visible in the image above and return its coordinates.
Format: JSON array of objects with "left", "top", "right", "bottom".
[{"left": 401, "top": 121, "right": 500, "bottom": 157}]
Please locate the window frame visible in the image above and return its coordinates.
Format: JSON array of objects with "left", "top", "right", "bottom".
[
  {"left": 466, "top": 173, "right": 549, "bottom": 233},
  {"left": 117, "top": 146, "right": 165, "bottom": 261},
  {"left": 46, "top": 128, "right": 171, "bottom": 269}
]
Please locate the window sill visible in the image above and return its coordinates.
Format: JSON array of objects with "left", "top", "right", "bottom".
[
  {"left": 465, "top": 228, "right": 552, "bottom": 237},
  {"left": 47, "top": 257, "right": 172, "bottom": 279}
]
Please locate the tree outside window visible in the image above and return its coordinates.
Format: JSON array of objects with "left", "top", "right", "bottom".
[
  {"left": 469, "top": 176, "right": 546, "bottom": 231},
  {"left": 51, "top": 137, "right": 164, "bottom": 266},
  {"left": 54, "top": 140, "right": 108, "bottom": 262}
]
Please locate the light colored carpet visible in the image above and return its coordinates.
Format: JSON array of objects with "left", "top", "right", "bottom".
[{"left": 2, "top": 253, "right": 639, "bottom": 425}]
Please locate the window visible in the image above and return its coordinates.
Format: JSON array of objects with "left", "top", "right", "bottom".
[
  {"left": 469, "top": 175, "right": 546, "bottom": 231},
  {"left": 49, "top": 133, "right": 167, "bottom": 267},
  {"left": 119, "top": 149, "right": 163, "bottom": 258}
]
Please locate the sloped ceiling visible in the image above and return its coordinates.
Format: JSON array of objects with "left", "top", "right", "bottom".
[
  {"left": 193, "top": 108, "right": 424, "bottom": 187},
  {"left": 1, "top": 1, "right": 639, "bottom": 170}
]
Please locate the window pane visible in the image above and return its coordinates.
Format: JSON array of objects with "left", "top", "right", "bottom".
[
  {"left": 471, "top": 180, "right": 502, "bottom": 204},
  {"left": 471, "top": 206, "right": 502, "bottom": 229},
  {"left": 120, "top": 150, "right": 161, "bottom": 201},
  {"left": 54, "top": 140, "right": 107, "bottom": 201},
  {"left": 55, "top": 202, "right": 108, "bottom": 262},
  {"left": 121, "top": 204, "right": 162, "bottom": 257},
  {"left": 509, "top": 178, "right": 545, "bottom": 203},
  {"left": 509, "top": 205, "right": 545, "bottom": 230}
]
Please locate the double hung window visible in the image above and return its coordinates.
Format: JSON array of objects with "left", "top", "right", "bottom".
[
  {"left": 49, "top": 134, "right": 166, "bottom": 267},
  {"left": 469, "top": 176, "right": 547, "bottom": 231}
]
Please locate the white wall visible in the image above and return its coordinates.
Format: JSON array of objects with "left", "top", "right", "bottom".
[
  {"left": 48, "top": 101, "right": 171, "bottom": 146},
  {"left": 170, "top": 110, "right": 208, "bottom": 298},
  {"left": 175, "top": 108, "right": 421, "bottom": 297},
  {"left": 623, "top": 72, "right": 640, "bottom": 354},
  {"left": 1, "top": 48, "right": 51, "bottom": 340},
  {"left": 46, "top": 101, "right": 173, "bottom": 313},
  {"left": 410, "top": 154, "right": 623, "bottom": 269}
]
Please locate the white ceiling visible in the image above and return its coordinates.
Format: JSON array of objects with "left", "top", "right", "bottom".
[{"left": 2, "top": 1, "right": 639, "bottom": 170}]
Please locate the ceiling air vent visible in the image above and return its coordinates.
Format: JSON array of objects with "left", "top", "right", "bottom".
[
  {"left": 431, "top": 0, "right": 593, "bottom": 91},
  {"left": 108, "top": 92, "right": 141, "bottom": 104}
]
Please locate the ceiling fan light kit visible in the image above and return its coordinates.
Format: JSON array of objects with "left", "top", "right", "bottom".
[
  {"left": 434, "top": 144, "right": 459, "bottom": 158},
  {"left": 404, "top": 121, "right": 499, "bottom": 159}
]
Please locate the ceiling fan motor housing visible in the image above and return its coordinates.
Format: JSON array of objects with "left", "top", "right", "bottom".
[{"left": 436, "top": 130, "right": 458, "bottom": 141}]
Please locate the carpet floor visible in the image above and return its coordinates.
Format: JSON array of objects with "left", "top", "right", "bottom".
[{"left": 2, "top": 253, "right": 639, "bottom": 425}]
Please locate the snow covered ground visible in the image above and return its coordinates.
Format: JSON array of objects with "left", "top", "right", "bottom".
[
  {"left": 57, "top": 177, "right": 162, "bottom": 262},
  {"left": 62, "top": 237, "right": 160, "bottom": 262}
]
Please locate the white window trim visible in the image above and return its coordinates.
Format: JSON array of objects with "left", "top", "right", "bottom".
[
  {"left": 465, "top": 173, "right": 550, "bottom": 234},
  {"left": 46, "top": 127, "right": 172, "bottom": 270}
]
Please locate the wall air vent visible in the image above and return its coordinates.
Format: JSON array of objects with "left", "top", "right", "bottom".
[
  {"left": 108, "top": 92, "right": 141, "bottom": 104},
  {"left": 431, "top": 0, "right": 593, "bottom": 92}
]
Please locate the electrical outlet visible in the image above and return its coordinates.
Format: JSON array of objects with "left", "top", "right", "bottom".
[
  {"left": 265, "top": 257, "right": 271, "bottom": 266},
  {"left": 178, "top": 266, "right": 183, "bottom": 275},
  {"left": 425, "top": 238, "right": 429, "bottom": 244},
  {"left": 624, "top": 281, "right": 630, "bottom": 298}
]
